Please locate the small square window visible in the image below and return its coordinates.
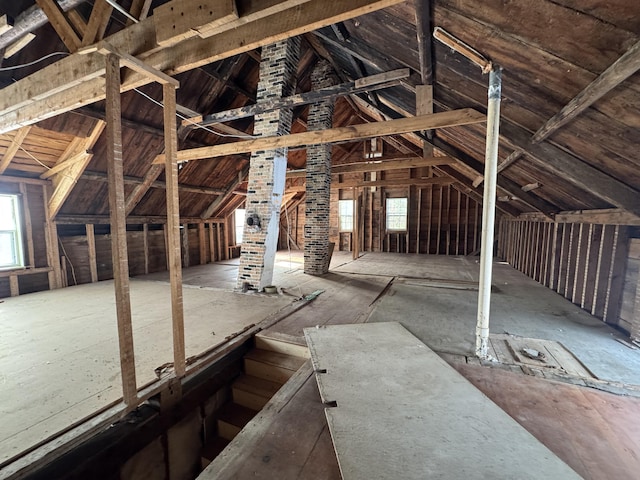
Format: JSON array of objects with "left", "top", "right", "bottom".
[
  {"left": 0, "top": 194, "right": 24, "bottom": 269},
  {"left": 338, "top": 199, "right": 354, "bottom": 232},
  {"left": 386, "top": 197, "right": 407, "bottom": 232}
]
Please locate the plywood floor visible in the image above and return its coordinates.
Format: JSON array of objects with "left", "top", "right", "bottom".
[
  {"left": 202, "top": 252, "right": 640, "bottom": 480},
  {"left": 0, "top": 277, "right": 291, "bottom": 466}
]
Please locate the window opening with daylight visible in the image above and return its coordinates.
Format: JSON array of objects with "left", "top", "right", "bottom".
[
  {"left": 235, "top": 208, "right": 245, "bottom": 244},
  {"left": 386, "top": 197, "right": 408, "bottom": 232},
  {"left": 0, "top": 194, "right": 24, "bottom": 269},
  {"left": 339, "top": 199, "right": 354, "bottom": 232}
]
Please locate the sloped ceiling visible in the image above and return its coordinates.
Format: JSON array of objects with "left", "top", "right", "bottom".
[{"left": 0, "top": 0, "right": 638, "bottom": 220}]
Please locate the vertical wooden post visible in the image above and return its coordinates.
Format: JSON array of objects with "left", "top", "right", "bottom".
[
  {"left": 216, "top": 222, "right": 223, "bottom": 261},
  {"left": 181, "top": 224, "right": 190, "bottom": 268},
  {"left": 604, "top": 225, "right": 629, "bottom": 323},
  {"left": 592, "top": 224, "right": 612, "bottom": 318},
  {"left": 163, "top": 82, "right": 186, "bottom": 378},
  {"left": 426, "top": 185, "right": 433, "bottom": 254},
  {"left": 19, "top": 183, "right": 35, "bottom": 268},
  {"left": 105, "top": 53, "right": 137, "bottom": 406},
  {"left": 208, "top": 222, "right": 216, "bottom": 262},
  {"left": 86, "top": 224, "right": 98, "bottom": 282},
  {"left": 142, "top": 223, "right": 149, "bottom": 275},
  {"left": 415, "top": 188, "right": 422, "bottom": 254},
  {"left": 199, "top": 222, "right": 207, "bottom": 264},
  {"left": 353, "top": 188, "right": 360, "bottom": 260},
  {"left": 455, "top": 190, "right": 461, "bottom": 256},
  {"left": 42, "top": 184, "right": 62, "bottom": 289}
]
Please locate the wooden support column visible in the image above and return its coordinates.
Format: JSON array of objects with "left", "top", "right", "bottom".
[
  {"left": 86, "top": 223, "right": 98, "bottom": 282},
  {"left": 199, "top": 222, "right": 207, "bottom": 264},
  {"left": 142, "top": 223, "right": 149, "bottom": 274},
  {"left": 42, "top": 184, "right": 62, "bottom": 289},
  {"left": 208, "top": 222, "right": 216, "bottom": 262},
  {"left": 19, "top": 183, "right": 35, "bottom": 268},
  {"left": 163, "top": 82, "right": 186, "bottom": 377},
  {"left": 105, "top": 53, "right": 137, "bottom": 407}
]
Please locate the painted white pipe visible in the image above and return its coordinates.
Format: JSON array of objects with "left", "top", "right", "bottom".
[{"left": 475, "top": 68, "right": 502, "bottom": 359}]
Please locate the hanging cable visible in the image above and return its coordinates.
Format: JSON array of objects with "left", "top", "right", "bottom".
[
  {"left": 132, "top": 87, "right": 259, "bottom": 139},
  {"left": 0, "top": 52, "right": 69, "bottom": 71}
]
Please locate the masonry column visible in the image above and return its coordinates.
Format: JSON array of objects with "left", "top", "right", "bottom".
[
  {"left": 304, "top": 60, "right": 337, "bottom": 274},
  {"left": 237, "top": 37, "right": 299, "bottom": 290}
]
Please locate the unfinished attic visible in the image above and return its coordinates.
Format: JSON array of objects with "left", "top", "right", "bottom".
[{"left": 1, "top": 0, "right": 639, "bottom": 478}]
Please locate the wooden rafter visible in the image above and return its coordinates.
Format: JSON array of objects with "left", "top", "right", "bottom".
[
  {"left": 81, "top": 0, "right": 113, "bottom": 47},
  {"left": 155, "top": 110, "right": 485, "bottom": 163},
  {"left": 286, "top": 156, "right": 453, "bottom": 178},
  {"left": 47, "top": 120, "right": 105, "bottom": 219},
  {"left": 200, "top": 168, "right": 248, "bottom": 219},
  {"left": 185, "top": 69, "right": 409, "bottom": 127},
  {"left": 0, "top": 0, "right": 404, "bottom": 134},
  {"left": 35, "top": 0, "right": 81, "bottom": 52},
  {"left": 0, "top": 126, "right": 31, "bottom": 174},
  {"left": 414, "top": 0, "right": 434, "bottom": 85},
  {"left": 128, "top": 0, "right": 153, "bottom": 25},
  {"left": 532, "top": 39, "right": 640, "bottom": 143}
]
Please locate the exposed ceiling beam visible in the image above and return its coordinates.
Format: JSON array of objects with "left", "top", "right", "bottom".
[
  {"left": 472, "top": 150, "right": 523, "bottom": 187},
  {"left": 156, "top": 110, "right": 485, "bottom": 163},
  {"left": 500, "top": 119, "right": 640, "bottom": 216},
  {"left": 414, "top": 0, "right": 434, "bottom": 85},
  {"left": 286, "top": 156, "right": 453, "bottom": 178},
  {"left": 127, "top": 0, "right": 153, "bottom": 25},
  {"left": 200, "top": 168, "right": 248, "bottom": 219},
  {"left": 0, "top": 0, "right": 86, "bottom": 51},
  {"left": 81, "top": 170, "right": 226, "bottom": 196},
  {"left": 532, "top": 39, "right": 640, "bottom": 143},
  {"left": 0, "top": 0, "right": 405, "bottom": 133},
  {"left": 185, "top": 69, "right": 409, "bottom": 127}
]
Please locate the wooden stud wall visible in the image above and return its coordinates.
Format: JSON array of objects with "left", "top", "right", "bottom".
[
  {"left": 322, "top": 181, "right": 482, "bottom": 255},
  {"left": 498, "top": 218, "right": 632, "bottom": 331}
]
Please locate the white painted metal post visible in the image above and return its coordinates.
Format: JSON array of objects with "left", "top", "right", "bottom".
[{"left": 476, "top": 68, "right": 502, "bottom": 359}]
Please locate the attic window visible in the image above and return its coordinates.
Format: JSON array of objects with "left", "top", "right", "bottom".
[
  {"left": 338, "top": 200, "right": 354, "bottom": 232},
  {"left": 0, "top": 194, "right": 24, "bottom": 269},
  {"left": 386, "top": 197, "right": 408, "bottom": 232}
]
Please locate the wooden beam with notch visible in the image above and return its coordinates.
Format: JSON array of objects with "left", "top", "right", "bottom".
[{"left": 157, "top": 110, "right": 485, "bottom": 163}]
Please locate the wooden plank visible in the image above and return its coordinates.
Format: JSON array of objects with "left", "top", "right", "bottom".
[
  {"left": 3, "top": 33, "right": 36, "bottom": 58},
  {"left": 287, "top": 156, "right": 454, "bottom": 178},
  {"left": 67, "top": 10, "right": 88, "bottom": 37},
  {"left": 36, "top": 0, "right": 82, "bottom": 52},
  {"left": 0, "top": 0, "right": 405, "bottom": 133},
  {"left": 105, "top": 53, "right": 137, "bottom": 407},
  {"left": 304, "top": 323, "right": 579, "bottom": 479},
  {"left": 335, "top": 177, "right": 452, "bottom": 189},
  {"left": 156, "top": 110, "right": 485, "bottom": 163},
  {"left": 125, "top": 164, "right": 164, "bottom": 216},
  {"left": 604, "top": 226, "right": 629, "bottom": 323},
  {"left": 0, "top": 126, "right": 31, "bottom": 174},
  {"left": 216, "top": 223, "right": 223, "bottom": 262},
  {"left": 0, "top": 14, "right": 13, "bottom": 35},
  {"left": 85, "top": 223, "right": 98, "bottom": 282},
  {"left": 128, "top": 0, "right": 153, "bottom": 24},
  {"left": 532, "top": 40, "right": 640, "bottom": 143},
  {"left": 164, "top": 83, "right": 186, "bottom": 377},
  {"left": 42, "top": 185, "right": 61, "bottom": 289},
  {"left": 18, "top": 183, "right": 35, "bottom": 268},
  {"left": 190, "top": 69, "right": 409, "bottom": 126},
  {"left": 40, "top": 151, "right": 90, "bottom": 179}
]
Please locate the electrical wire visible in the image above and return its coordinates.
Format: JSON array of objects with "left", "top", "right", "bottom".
[
  {"left": 132, "top": 87, "right": 259, "bottom": 139},
  {"left": 0, "top": 52, "right": 69, "bottom": 71},
  {"left": 18, "top": 145, "right": 78, "bottom": 183}
]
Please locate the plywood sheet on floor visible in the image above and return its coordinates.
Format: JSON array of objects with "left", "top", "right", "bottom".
[
  {"left": 0, "top": 279, "right": 291, "bottom": 465},
  {"left": 454, "top": 362, "right": 640, "bottom": 480},
  {"left": 304, "top": 322, "right": 579, "bottom": 480}
]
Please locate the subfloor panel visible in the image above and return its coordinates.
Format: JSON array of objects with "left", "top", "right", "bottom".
[
  {"left": 0, "top": 279, "right": 291, "bottom": 466},
  {"left": 304, "top": 322, "right": 580, "bottom": 480}
]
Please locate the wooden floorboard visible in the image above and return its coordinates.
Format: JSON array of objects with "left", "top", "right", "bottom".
[{"left": 453, "top": 363, "right": 640, "bottom": 480}]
